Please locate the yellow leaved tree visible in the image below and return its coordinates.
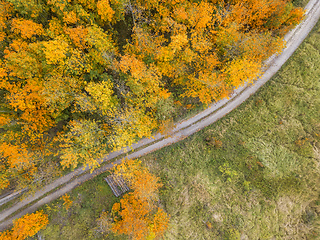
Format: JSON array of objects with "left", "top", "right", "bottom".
[
  {"left": 0, "top": 210, "right": 48, "bottom": 240},
  {"left": 98, "top": 159, "right": 170, "bottom": 240}
]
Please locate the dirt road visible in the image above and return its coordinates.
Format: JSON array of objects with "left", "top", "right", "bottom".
[{"left": 0, "top": 0, "right": 319, "bottom": 231}]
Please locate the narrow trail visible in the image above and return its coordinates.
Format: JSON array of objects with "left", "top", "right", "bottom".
[{"left": 1, "top": 0, "right": 320, "bottom": 231}]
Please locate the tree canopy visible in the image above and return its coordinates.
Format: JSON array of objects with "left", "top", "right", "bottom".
[
  {"left": 98, "top": 159, "right": 170, "bottom": 240},
  {"left": 0, "top": 210, "right": 48, "bottom": 240},
  {"left": 0, "top": 0, "right": 304, "bottom": 191}
]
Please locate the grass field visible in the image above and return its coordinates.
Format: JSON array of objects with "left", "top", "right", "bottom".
[
  {"left": 37, "top": 173, "right": 122, "bottom": 240},
  {"left": 36, "top": 7, "right": 320, "bottom": 240}
]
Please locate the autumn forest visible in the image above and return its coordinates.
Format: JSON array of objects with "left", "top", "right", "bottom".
[{"left": 0, "top": 0, "right": 305, "bottom": 196}]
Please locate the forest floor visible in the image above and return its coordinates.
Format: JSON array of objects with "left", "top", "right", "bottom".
[{"left": 0, "top": 0, "right": 319, "bottom": 234}]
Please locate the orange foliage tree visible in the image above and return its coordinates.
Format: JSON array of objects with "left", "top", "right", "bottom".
[
  {"left": 0, "top": 210, "right": 49, "bottom": 240},
  {"left": 61, "top": 194, "right": 73, "bottom": 210},
  {"left": 100, "top": 159, "right": 170, "bottom": 240}
]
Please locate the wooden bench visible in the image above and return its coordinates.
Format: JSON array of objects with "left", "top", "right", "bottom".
[{"left": 104, "top": 174, "right": 130, "bottom": 197}]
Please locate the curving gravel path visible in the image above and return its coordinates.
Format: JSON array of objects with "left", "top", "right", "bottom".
[{"left": 0, "top": 0, "right": 320, "bottom": 231}]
